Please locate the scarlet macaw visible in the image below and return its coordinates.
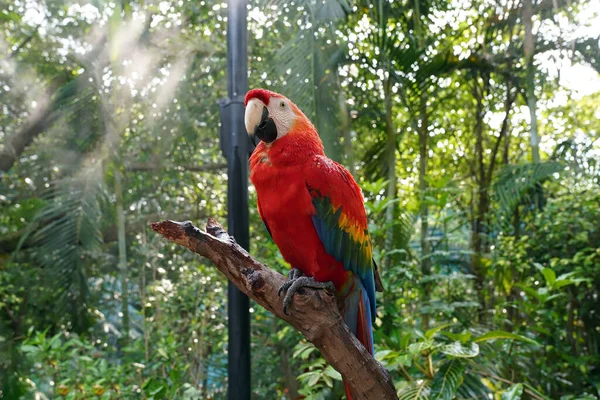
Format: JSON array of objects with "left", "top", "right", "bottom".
[{"left": 244, "top": 88, "right": 383, "bottom": 399}]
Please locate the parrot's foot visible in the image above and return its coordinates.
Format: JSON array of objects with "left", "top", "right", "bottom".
[
  {"left": 278, "top": 272, "right": 335, "bottom": 315},
  {"left": 277, "top": 268, "right": 306, "bottom": 296}
]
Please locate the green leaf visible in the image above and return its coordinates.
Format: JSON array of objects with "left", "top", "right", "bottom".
[
  {"left": 142, "top": 378, "right": 153, "bottom": 389},
  {"left": 157, "top": 348, "right": 169, "bottom": 359},
  {"left": 49, "top": 333, "right": 62, "bottom": 349},
  {"left": 322, "top": 373, "right": 333, "bottom": 388},
  {"left": 425, "top": 323, "right": 454, "bottom": 339},
  {"left": 308, "top": 372, "right": 320, "bottom": 387},
  {"left": 398, "top": 380, "right": 430, "bottom": 400},
  {"left": 430, "top": 359, "right": 465, "bottom": 400},
  {"left": 182, "top": 384, "right": 203, "bottom": 400},
  {"left": 374, "top": 349, "right": 392, "bottom": 360},
  {"left": 21, "top": 345, "right": 39, "bottom": 353},
  {"left": 440, "top": 330, "right": 472, "bottom": 343},
  {"left": 474, "top": 331, "right": 539, "bottom": 346},
  {"left": 542, "top": 268, "right": 556, "bottom": 288},
  {"left": 554, "top": 272, "right": 591, "bottom": 288},
  {"left": 396, "top": 354, "right": 413, "bottom": 367},
  {"left": 150, "top": 385, "right": 166, "bottom": 396},
  {"left": 293, "top": 343, "right": 316, "bottom": 360},
  {"left": 323, "top": 365, "right": 342, "bottom": 381},
  {"left": 440, "top": 342, "right": 479, "bottom": 358},
  {"left": 409, "top": 339, "right": 434, "bottom": 355},
  {"left": 501, "top": 383, "right": 524, "bottom": 400}
]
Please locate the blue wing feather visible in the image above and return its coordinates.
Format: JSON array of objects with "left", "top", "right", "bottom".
[{"left": 309, "top": 192, "right": 376, "bottom": 322}]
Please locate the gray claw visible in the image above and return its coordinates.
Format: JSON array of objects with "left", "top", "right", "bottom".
[
  {"left": 279, "top": 276, "right": 335, "bottom": 315},
  {"left": 278, "top": 268, "right": 305, "bottom": 297}
]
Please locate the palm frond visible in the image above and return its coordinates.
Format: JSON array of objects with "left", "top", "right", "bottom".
[
  {"left": 268, "top": 0, "right": 350, "bottom": 21},
  {"left": 361, "top": 130, "right": 387, "bottom": 180},
  {"left": 273, "top": 29, "right": 316, "bottom": 120},
  {"left": 492, "top": 161, "right": 565, "bottom": 215},
  {"left": 313, "top": 0, "right": 350, "bottom": 22},
  {"left": 268, "top": 0, "right": 349, "bottom": 111},
  {"left": 17, "top": 165, "right": 107, "bottom": 330},
  {"left": 393, "top": 209, "right": 416, "bottom": 259}
]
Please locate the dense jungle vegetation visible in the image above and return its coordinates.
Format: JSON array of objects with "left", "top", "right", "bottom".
[{"left": 0, "top": 0, "right": 599, "bottom": 399}]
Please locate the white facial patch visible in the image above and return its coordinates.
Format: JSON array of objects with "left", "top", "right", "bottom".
[{"left": 267, "top": 99, "right": 296, "bottom": 138}]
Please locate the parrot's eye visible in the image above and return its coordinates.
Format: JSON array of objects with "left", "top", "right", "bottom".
[{"left": 279, "top": 101, "right": 286, "bottom": 109}]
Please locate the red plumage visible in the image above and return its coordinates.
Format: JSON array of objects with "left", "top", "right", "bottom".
[
  {"left": 251, "top": 141, "right": 353, "bottom": 290},
  {"left": 247, "top": 89, "right": 379, "bottom": 399}
]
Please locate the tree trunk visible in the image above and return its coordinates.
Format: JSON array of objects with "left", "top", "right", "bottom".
[
  {"left": 337, "top": 72, "right": 355, "bottom": 174},
  {"left": 523, "top": 0, "right": 541, "bottom": 165},
  {"left": 418, "top": 92, "right": 431, "bottom": 330},
  {"left": 471, "top": 76, "right": 489, "bottom": 319},
  {"left": 114, "top": 168, "right": 130, "bottom": 342},
  {"left": 383, "top": 74, "right": 396, "bottom": 271}
]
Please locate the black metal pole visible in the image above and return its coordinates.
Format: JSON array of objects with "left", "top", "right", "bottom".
[{"left": 218, "top": 0, "right": 250, "bottom": 398}]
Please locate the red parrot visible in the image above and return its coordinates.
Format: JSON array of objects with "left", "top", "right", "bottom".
[{"left": 244, "top": 88, "right": 383, "bottom": 399}]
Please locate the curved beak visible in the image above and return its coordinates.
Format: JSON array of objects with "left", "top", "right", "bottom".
[
  {"left": 244, "top": 98, "right": 264, "bottom": 136},
  {"left": 244, "top": 98, "right": 277, "bottom": 143}
]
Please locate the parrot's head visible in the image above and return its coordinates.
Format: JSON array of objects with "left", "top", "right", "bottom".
[{"left": 244, "top": 88, "right": 315, "bottom": 145}]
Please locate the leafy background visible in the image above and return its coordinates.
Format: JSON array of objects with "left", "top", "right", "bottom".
[{"left": 0, "top": 0, "right": 599, "bottom": 399}]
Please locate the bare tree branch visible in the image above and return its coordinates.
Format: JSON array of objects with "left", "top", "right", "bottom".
[{"left": 150, "top": 218, "right": 398, "bottom": 400}]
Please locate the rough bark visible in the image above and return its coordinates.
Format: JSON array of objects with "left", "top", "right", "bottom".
[{"left": 151, "top": 218, "right": 398, "bottom": 400}]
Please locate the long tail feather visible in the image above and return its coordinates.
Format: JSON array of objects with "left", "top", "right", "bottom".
[{"left": 342, "top": 280, "right": 374, "bottom": 399}]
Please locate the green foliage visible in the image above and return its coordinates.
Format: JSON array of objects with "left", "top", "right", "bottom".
[
  {"left": 501, "top": 384, "right": 524, "bottom": 400},
  {"left": 17, "top": 167, "right": 108, "bottom": 331},
  {"left": 473, "top": 331, "right": 539, "bottom": 346},
  {"left": 1, "top": 0, "right": 599, "bottom": 399},
  {"left": 489, "top": 185, "right": 600, "bottom": 398},
  {"left": 398, "top": 380, "right": 430, "bottom": 400},
  {"left": 493, "top": 160, "right": 565, "bottom": 216},
  {"left": 430, "top": 360, "right": 465, "bottom": 400}
]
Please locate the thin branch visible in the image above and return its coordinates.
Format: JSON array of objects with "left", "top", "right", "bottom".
[
  {"left": 9, "top": 28, "right": 38, "bottom": 59},
  {"left": 487, "top": 83, "right": 516, "bottom": 182},
  {"left": 151, "top": 218, "right": 398, "bottom": 400}
]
